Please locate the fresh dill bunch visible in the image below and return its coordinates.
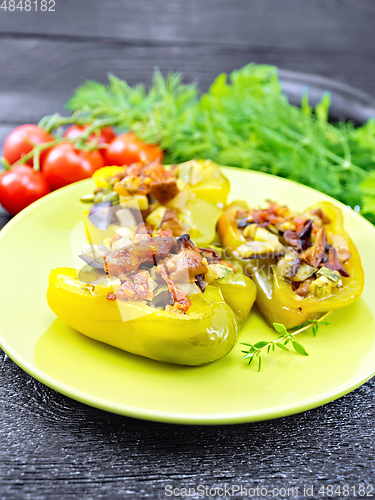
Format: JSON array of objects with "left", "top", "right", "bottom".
[{"left": 66, "top": 63, "right": 375, "bottom": 222}]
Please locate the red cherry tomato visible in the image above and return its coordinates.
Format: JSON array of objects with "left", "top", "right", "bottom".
[
  {"left": 3, "top": 124, "right": 54, "bottom": 167},
  {"left": 42, "top": 142, "right": 105, "bottom": 191},
  {"left": 104, "top": 132, "right": 163, "bottom": 166},
  {"left": 0, "top": 165, "right": 50, "bottom": 215},
  {"left": 63, "top": 125, "right": 115, "bottom": 145}
]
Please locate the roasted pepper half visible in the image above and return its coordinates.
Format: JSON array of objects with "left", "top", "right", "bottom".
[
  {"left": 83, "top": 160, "right": 227, "bottom": 247},
  {"left": 218, "top": 200, "right": 364, "bottom": 328},
  {"left": 84, "top": 159, "right": 230, "bottom": 207},
  {"left": 48, "top": 232, "right": 256, "bottom": 365},
  {"left": 47, "top": 268, "right": 255, "bottom": 366}
]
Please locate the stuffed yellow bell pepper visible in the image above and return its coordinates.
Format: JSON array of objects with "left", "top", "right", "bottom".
[
  {"left": 87, "top": 159, "right": 230, "bottom": 207},
  {"left": 82, "top": 159, "right": 229, "bottom": 248},
  {"left": 47, "top": 232, "right": 256, "bottom": 365},
  {"left": 218, "top": 200, "right": 364, "bottom": 329}
]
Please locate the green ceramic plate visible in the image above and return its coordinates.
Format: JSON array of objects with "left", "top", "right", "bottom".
[{"left": 0, "top": 168, "right": 374, "bottom": 424}]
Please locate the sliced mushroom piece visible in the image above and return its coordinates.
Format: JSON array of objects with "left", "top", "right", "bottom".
[
  {"left": 149, "top": 178, "right": 179, "bottom": 205},
  {"left": 300, "top": 227, "right": 327, "bottom": 268},
  {"left": 337, "top": 248, "right": 352, "bottom": 263},
  {"left": 195, "top": 274, "right": 206, "bottom": 293},
  {"left": 292, "top": 278, "right": 314, "bottom": 298},
  {"left": 310, "top": 208, "right": 331, "bottom": 225},
  {"left": 284, "top": 219, "right": 313, "bottom": 251},
  {"left": 321, "top": 247, "right": 350, "bottom": 278},
  {"left": 160, "top": 209, "right": 188, "bottom": 237},
  {"left": 330, "top": 234, "right": 352, "bottom": 263}
]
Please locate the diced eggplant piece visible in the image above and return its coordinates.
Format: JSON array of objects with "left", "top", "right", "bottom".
[
  {"left": 309, "top": 276, "right": 332, "bottom": 298},
  {"left": 317, "top": 267, "right": 342, "bottom": 285},
  {"left": 290, "top": 264, "right": 317, "bottom": 282}
]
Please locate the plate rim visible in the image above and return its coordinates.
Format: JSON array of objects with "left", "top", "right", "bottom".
[{"left": 1, "top": 168, "right": 374, "bottom": 425}]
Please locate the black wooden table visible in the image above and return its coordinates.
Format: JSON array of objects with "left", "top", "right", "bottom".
[{"left": 1, "top": 2, "right": 375, "bottom": 498}]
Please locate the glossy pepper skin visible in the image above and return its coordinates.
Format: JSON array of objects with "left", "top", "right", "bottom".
[
  {"left": 175, "top": 159, "right": 230, "bottom": 206},
  {"left": 47, "top": 268, "right": 255, "bottom": 366},
  {"left": 211, "top": 271, "right": 256, "bottom": 326},
  {"left": 218, "top": 200, "right": 364, "bottom": 329}
]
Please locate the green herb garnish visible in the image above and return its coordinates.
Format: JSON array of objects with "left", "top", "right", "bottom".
[
  {"left": 60, "top": 64, "right": 375, "bottom": 224},
  {"left": 241, "top": 311, "right": 332, "bottom": 371}
]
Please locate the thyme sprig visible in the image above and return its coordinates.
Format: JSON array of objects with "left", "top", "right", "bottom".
[{"left": 241, "top": 311, "right": 332, "bottom": 371}]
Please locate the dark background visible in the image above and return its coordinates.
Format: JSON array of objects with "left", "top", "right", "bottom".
[{"left": 1, "top": 1, "right": 375, "bottom": 498}]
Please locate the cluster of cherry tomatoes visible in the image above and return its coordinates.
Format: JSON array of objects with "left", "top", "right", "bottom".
[{"left": 0, "top": 124, "right": 163, "bottom": 215}]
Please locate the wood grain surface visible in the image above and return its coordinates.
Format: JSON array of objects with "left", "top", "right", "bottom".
[
  {"left": 1, "top": 1, "right": 375, "bottom": 498},
  {"left": 1, "top": 348, "right": 375, "bottom": 498},
  {"left": 0, "top": 0, "right": 374, "bottom": 145}
]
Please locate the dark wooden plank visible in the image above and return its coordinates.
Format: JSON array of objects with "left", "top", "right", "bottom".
[
  {"left": 1, "top": 352, "right": 375, "bottom": 498},
  {"left": 0, "top": 36, "right": 374, "bottom": 129},
  {"left": 0, "top": 0, "right": 374, "bottom": 51}
]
